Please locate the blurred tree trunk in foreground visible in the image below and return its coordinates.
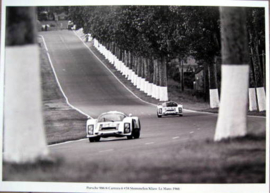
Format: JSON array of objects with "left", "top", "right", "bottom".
[{"left": 4, "top": 7, "right": 49, "bottom": 163}]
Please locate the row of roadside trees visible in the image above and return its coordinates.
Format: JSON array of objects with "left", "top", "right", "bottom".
[{"left": 69, "top": 6, "right": 266, "bottom": 110}]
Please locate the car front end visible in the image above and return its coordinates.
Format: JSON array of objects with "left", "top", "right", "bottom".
[
  {"left": 87, "top": 121, "right": 132, "bottom": 138},
  {"left": 157, "top": 103, "right": 183, "bottom": 117},
  {"left": 86, "top": 111, "right": 141, "bottom": 142}
]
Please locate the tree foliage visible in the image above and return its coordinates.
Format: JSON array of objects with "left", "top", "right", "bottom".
[
  {"left": 69, "top": 6, "right": 190, "bottom": 59},
  {"left": 68, "top": 5, "right": 265, "bottom": 91},
  {"left": 62, "top": 6, "right": 265, "bottom": 63}
]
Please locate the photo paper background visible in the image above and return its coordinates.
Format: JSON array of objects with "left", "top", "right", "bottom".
[{"left": 0, "top": 0, "right": 269, "bottom": 193}]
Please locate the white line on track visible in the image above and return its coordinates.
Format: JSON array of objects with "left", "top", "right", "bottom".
[
  {"left": 99, "top": 149, "right": 114, "bottom": 153},
  {"left": 172, "top": 136, "right": 179, "bottom": 139},
  {"left": 49, "top": 138, "right": 87, "bottom": 147},
  {"left": 145, "top": 142, "right": 154, "bottom": 145}
]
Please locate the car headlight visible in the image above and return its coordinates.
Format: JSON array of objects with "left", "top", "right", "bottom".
[
  {"left": 88, "top": 125, "right": 94, "bottom": 135},
  {"left": 124, "top": 123, "right": 130, "bottom": 133}
]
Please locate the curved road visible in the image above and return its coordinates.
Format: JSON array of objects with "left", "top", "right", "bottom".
[{"left": 41, "top": 30, "right": 265, "bottom": 182}]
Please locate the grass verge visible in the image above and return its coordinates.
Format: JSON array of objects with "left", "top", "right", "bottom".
[{"left": 3, "top": 132, "right": 265, "bottom": 183}]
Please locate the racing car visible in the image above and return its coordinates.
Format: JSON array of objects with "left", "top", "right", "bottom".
[
  {"left": 86, "top": 111, "right": 141, "bottom": 142},
  {"left": 67, "top": 20, "right": 74, "bottom": 30},
  {"left": 157, "top": 101, "right": 183, "bottom": 118}
]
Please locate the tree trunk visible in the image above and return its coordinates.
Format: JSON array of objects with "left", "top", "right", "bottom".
[
  {"left": 203, "top": 63, "right": 209, "bottom": 102},
  {"left": 144, "top": 57, "right": 150, "bottom": 95},
  {"left": 159, "top": 56, "right": 168, "bottom": 101},
  {"left": 112, "top": 42, "right": 116, "bottom": 56},
  {"left": 130, "top": 53, "right": 135, "bottom": 84},
  {"left": 124, "top": 50, "right": 127, "bottom": 66},
  {"left": 142, "top": 57, "right": 147, "bottom": 93},
  {"left": 108, "top": 42, "right": 114, "bottom": 65},
  {"left": 147, "top": 57, "right": 154, "bottom": 96},
  {"left": 178, "top": 59, "right": 184, "bottom": 92},
  {"left": 208, "top": 57, "right": 219, "bottom": 108},
  {"left": 215, "top": 7, "right": 249, "bottom": 141},
  {"left": 133, "top": 55, "right": 139, "bottom": 87},
  {"left": 137, "top": 56, "right": 143, "bottom": 90},
  {"left": 249, "top": 30, "right": 266, "bottom": 111},
  {"left": 4, "top": 7, "right": 49, "bottom": 163},
  {"left": 122, "top": 50, "right": 127, "bottom": 77},
  {"left": 254, "top": 41, "right": 266, "bottom": 111},
  {"left": 249, "top": 48, "right": 258, "bottom": 111},
  {"left": 129, "top": 51, "right": 133, "bottom": 69},
  {"left": 152, "top": 59, "right": 159, "bottom": 99},
  {"left": 120, "top": 49, "right": 125, "bottom": 75},
  {"left": 157, "top": 58, "right": 163, "bottom": 100},
  {"left": 262, "top": 50, "right": 266, "bottom": 90}
]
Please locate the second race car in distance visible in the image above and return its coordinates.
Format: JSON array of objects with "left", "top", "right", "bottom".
[
  {"left": 157, "top": 101, "right": 183, "bottom": 118},
  {"left": 86, "top": 111, "right": 141, "bottom": 142}
]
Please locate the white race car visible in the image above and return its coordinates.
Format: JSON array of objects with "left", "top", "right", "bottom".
[
  {"left": 86, "top": 111, "right": 141, "bottom": 142},
  {"left": 67, "top": 20, "right": 74, "bottom": 30},
  {"left": 157, "top": 101, "right": 183, "bottom": 118}
]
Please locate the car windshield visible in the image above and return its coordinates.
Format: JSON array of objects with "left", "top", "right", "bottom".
[
  {"left": 164, "top": 102, "right": 178, "bottom": 107},
  {"left": 98, "top": 113, "right": 126, "bottom": 122}
]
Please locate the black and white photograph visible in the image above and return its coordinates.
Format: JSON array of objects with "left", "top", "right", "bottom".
[{"left": 0, "top": 0, "right": 269, "bottom": 193}]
